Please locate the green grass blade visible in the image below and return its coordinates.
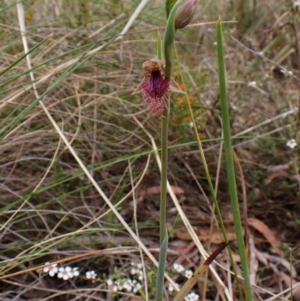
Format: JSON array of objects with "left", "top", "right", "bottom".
[
  {"left": 155, "top": 232, "right": 168, "bottom": 301},
  {"left": 165, "top": 0, "right": 178, "bottom": 18},
  {"left": 0, "top": 37, "right": 116, "bottom": 141},
  {"left": 157, "top": 32, "right": 163, "bottom": 60},
  {"left": 0, "top": 38, "right": 48, "bottom": 78},
  {"left": 216, "top": 19, "right": 253, "bottom": 301}
]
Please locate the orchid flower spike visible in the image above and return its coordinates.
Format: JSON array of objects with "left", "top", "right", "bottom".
[{"left": 133, "top": 58, "right": 184, "bottom": 116}]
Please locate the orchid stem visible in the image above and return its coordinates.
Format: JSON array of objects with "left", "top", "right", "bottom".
[
  {"left": 155, "top": 3, "right": 183, "bottom": 300},
  {"left": 159, "top": 0, "right": 182, "bottom": 246},
  {"left": 160, "top": 108, "right": 168, "bottom": 244},
  {"left": 157, "top": 33, "right": 168, "bottom": 244}
]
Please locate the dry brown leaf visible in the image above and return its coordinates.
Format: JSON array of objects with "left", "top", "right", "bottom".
[
  {"left": 247, "top": 217, "right": 283, "bottom": 256},
  {"left": 292, "top": 285, "right": 300, "bottom": 301},
  {"left": 176, "top": 228, "right": 236, "bottom": 244}
]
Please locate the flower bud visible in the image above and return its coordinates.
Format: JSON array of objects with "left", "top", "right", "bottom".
[{"left": 175, "top": 0, "right": 198, "bottom": 29}]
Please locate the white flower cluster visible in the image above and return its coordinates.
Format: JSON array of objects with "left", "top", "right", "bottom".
[
  {"left": 107, "top": 278, "right": 142, "bottom": 293},
  {"left": 43, "top": 262, "right": 97, "bottom": 282},
  {"left": 106, "top": 261, "right": 143, "bottom": 294},
  {"left": 43, "top": 260, "right": 198, "bottom": 299},
  {"left": 170, "top": 263, "right": 198, "bottom": 300},
  {"left": 294, "top": 0, "right": 300, "bottom": 9},
  {"left": 173, "top": 262, "right": 185, "bottom": 273},
  {"left": 168, "top": 282, "right": 180, "bottom": 292},
  {"left": 130, "top": 261, "right": 144, "bottom": 281},
  {"left": 43, "top": 263, "right": 79, "bottom": 280},
  {"left": 58, "top": 266, "right": 79, "bottom": 280},
  {"left": 247, "top": 81, "right": 256, "bottom": 88},
  {"left": 86, "top": 270, "right": 97, "bottom": 281},
  {"left": 172, "top": 262, "right": 193, "bottom": 279},
  {"left": 184, "top": 269, "right": 193, "bottom": 279},
  {"left": 187, "top": 292, "right": 200, "bottom": 301},
  {"left": 43, "top": 262, "right": 58, "bottom": 277},
  {"left": 287, "top": 139, "right": 297, "bottom": 149}
]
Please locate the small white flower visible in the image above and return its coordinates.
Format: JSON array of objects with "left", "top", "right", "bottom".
[
  {"left": 57, "top": 266, "right": 77, "bottom": 280},
  {"left": 184, "top": 269, "right": 193, "bottom": 279},
  {"left": 213, "top": 41, "right": 217, "bottom": 46},
  {"left": 131, "top": 261, "right": 143, "bottom": 270},
  {"left": 287, "top": 139, "right": 297, "bottom": 149},
  {"left": 247, "top": 81, "right": 256, "bottom": 88},
  {"left": 138, "top": 273, "right": 144, "bottom": 281},
  {"left": 123, "top": 279, "right": 132, "bottom": 292},
  {"left": 72, "top": 267, "right": 80, "bottom": 277},
  {"left": 133, "top": 281, "right": 142, "bottom": 293},
  {"left": 86, "top": 270, "right": 97, "bottom": 280},
  {"left": 173, "top": 263, "right": 184, "bottom": 273},
  {"left": 168, "top": 282, "right": 180, "bottom": 292},
  {"left": 279, "top": 68, "right": 285, "bottom": 74},
  {"left": 115, "top": 279, "right": 122, "bottom": 290},
  {"left": 294, "top": 0, "right": 300, "bottom": 9},
  {"left": 49, "top": 269, "right": 57, "bottom": 277},
  {"left": 43, "top": 262, "right": 58, "bottom": 277},
  {"left": 132, "top": 268, "right": 144, "bottom": 280},
  {"left": 107, "top": 278, "right": 113, "bottom": 286},
  {"left": 257, "top": 51, "right": 264, "bottom": 56},
  {"left": 187, "top": 292, "right": 199, "bottom": 301},
  {"left": 279, "top": 69, "right": 293, "bottom": 76},
  {"left": 188, "top": 121, "right": 193, "bottom": 128}
]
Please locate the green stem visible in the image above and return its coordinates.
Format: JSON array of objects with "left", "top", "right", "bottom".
[
  {"left": 155, "top": 31, "right": 169, "bottom": 301},
  {"left": 159, "top": 2, "right": 182, "bottom": 237},
  {"left": 160, "top": 107, "right": 169, "bottom": 244},
  {"left": 157, "top": 32, "right": 168, "bottom": 244},
  {"left": 216, "top": 19, "right": 253, "bottom": 301},
  {"left": 155, "top": 4, "right": 182, "bottom": 300},
  {"left": 158, "top": 0, "right": 182, "bottom": 244},
  {"left": 163, "top": 0, "right": 182, "bottom": 80}
]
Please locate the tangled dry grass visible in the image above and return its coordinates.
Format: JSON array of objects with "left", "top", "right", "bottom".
[{"left": 0, "top": 0, "right": 299, "bottom": 300}]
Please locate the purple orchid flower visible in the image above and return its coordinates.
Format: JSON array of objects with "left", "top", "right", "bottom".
[{"left": 133, "top": 58, "right": 184, "bottom": 116}]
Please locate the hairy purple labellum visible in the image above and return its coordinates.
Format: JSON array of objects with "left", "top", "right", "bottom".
[{"left": 133, "top": 58, "right": 184, "bottom": 116}]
